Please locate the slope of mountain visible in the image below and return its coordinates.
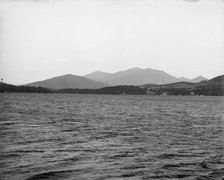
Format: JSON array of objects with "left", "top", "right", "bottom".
[
  {"left": 208, "top": 75, "right": 224, "bottom": 86},
  {"left": 85, "top": 71, "right": 112, "bottom": 82},
  {"left": 177, "top": 77, "right": 191, "bottom": 82},
  {"left": 27, "top": 74, "right": 107, "bottom": 89},
  {"left": 111, "top": 67, "right": 143, "bottom": 80}
]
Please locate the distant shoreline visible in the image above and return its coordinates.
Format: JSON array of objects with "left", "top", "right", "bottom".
[
  {"left": 1, "top": 92, "right": 222, "bottom": 97},
  {"left": 0, "top": 79, "right": 223, "bottom": 96}
]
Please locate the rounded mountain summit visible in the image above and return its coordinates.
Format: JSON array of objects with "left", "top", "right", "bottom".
[{"left": 27, "top": 74, "right": 107, "bottom": 90}]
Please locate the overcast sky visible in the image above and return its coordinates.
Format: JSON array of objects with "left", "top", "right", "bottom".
[{"left": 0, "top": 0, "right": 223, "bottom": 84}]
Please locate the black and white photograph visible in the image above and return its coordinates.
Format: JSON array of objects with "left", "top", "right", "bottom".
[{"left": 0, "top": 0, "right": 224, "bottom": 179}]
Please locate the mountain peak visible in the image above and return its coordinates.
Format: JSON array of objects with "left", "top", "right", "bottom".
[
  {"left": 92, "top": 71, "right": 106, "bottom": 74},
  {"left": 86, "top": 70, "right": 112, "bottom": 75},
  {"left": 195, "top": 75, "right": 205, "bottom": 78},
  {"left": 127, "top": 67, "right": 143, "bottom": 71},
  {"left": 28, "top": 74, "right": 106, "bottom": 89},
  {"left": 191, "top": 76, "right": 207, "bottom": 83},
  {"left": 61, "top": 74, "right": 78, "bottom": 77},
  {"left": 132, "top": 67, "right": 142, "bottom": 70},
  {"left": 84, "top": 71, "right": 112, "bottom": 82}
]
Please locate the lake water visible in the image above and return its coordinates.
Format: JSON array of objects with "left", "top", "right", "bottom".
[{"left": 0, "top": 93, "right": 224, "bottom": 180}]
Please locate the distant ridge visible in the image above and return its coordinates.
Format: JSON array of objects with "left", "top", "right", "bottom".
[
  {"left": 85, "top": 67, "right": 207, "bottom": 85},
  {"left": 27, "top": 74, "right": 107, "bottom": 89},
  {"left": 26, "top": 67, "right": 208, "bottom": 89}
]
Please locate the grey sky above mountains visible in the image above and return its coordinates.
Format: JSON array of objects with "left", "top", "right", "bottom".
[{"left": 0, "top": 0, "right": 223, "bottom": 84}]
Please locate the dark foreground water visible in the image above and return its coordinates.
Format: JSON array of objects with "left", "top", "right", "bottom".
[{"left": 0, "top": 93, "right": 224, "bottom": 180}]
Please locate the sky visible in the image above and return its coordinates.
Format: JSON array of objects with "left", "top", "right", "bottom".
[{"left": 0, "top": 0, "right": 223, "bottom": 84}]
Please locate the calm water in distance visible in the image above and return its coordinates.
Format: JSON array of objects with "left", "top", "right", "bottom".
[{"left": 0, "top": 93, "right": 224, "bottom": 180}]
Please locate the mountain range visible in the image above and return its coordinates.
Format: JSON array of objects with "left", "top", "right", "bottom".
[
  {"left": 85, "top": 67, "right": 207, "bottom": 85},
  {"left": 27, "top": 67, "right": 207, "bottom": 89}
]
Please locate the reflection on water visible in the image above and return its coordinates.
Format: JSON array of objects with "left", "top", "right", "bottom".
[{"left": 0, "top": 93, "right": 224, "bottom": 180}]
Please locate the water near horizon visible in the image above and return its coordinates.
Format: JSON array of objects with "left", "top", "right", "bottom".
[{"left": 0, "top": 93, "right": 224, "bottom": 180}]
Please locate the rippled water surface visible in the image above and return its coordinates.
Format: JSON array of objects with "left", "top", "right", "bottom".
[{"left": 0, "top": 93, "right": 224, "bottom": 180}]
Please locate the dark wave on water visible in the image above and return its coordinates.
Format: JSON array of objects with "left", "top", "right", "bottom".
[{"left": 0, "top": 93, "right": 224, "bottom": 180}]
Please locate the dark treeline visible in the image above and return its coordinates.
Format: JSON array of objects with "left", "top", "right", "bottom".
[
  {"left": 0, "top": 83, "right": 51, "bottom": 93},
  {"left": 154, "top": 85, "right": 224, "bottom": 96},
  {"left": 58, "top": 85, "right": 146, "bottom": 95},
  {"left": 193, "top": 85, "right": 224, "bottom": 96},
  {"left": 0, "top": 83, "right": 146, "bottom": 95},
  {"left": 155, "top": 88, "right": 191, "bottom": 96}
]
